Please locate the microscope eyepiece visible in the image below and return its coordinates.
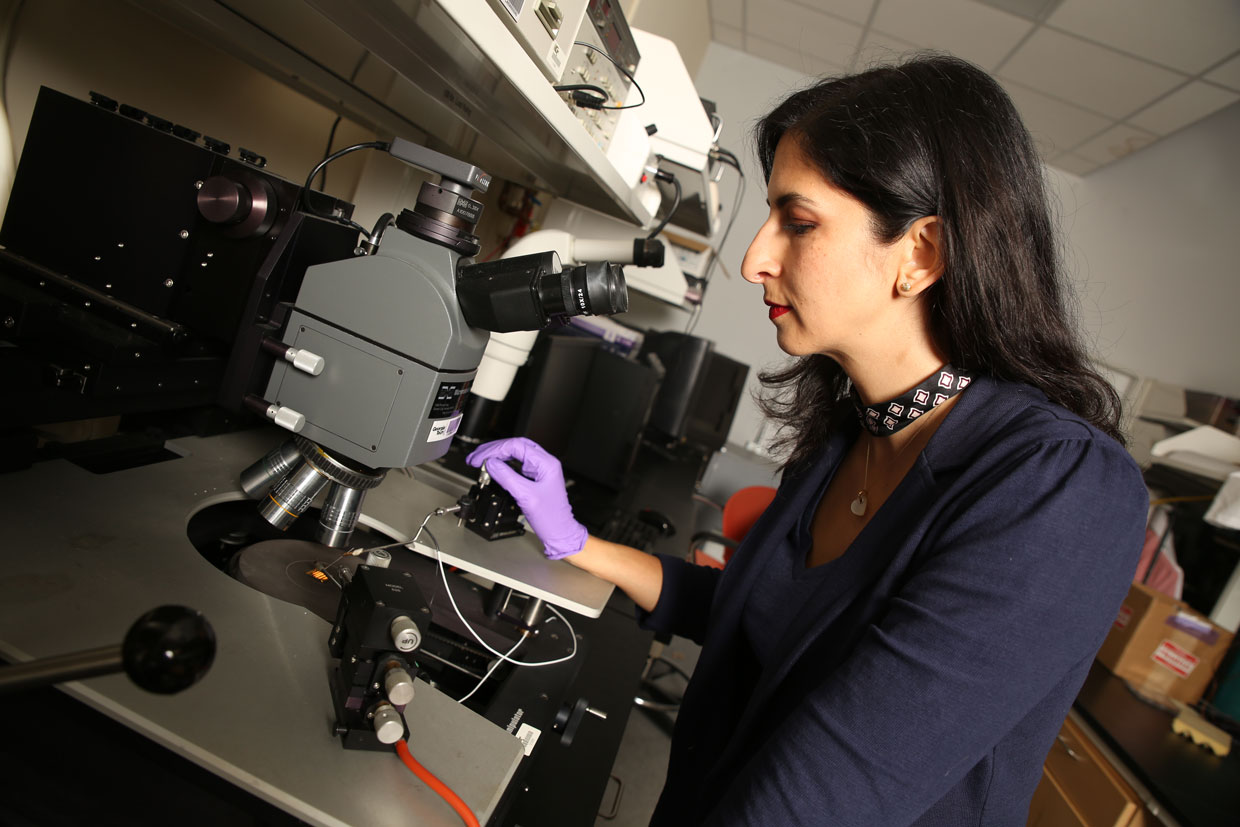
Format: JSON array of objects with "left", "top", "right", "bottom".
[{"left": 456, "top": 251, "right": 629, "bottom": 333}]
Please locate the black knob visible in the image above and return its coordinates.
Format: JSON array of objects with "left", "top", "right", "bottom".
[
  {"left": 120, "top": 606, "right": 216, "bottom": 694},
  {"left": 119, "top": 103, "right": 147, "bottom": 121},
  {"left": 203, "top": 136, "right": 230, "bottom": 155},
  {"left": 238, "top": 148, "right": 267, "bottom": 168},
  {"left": 172, "top": 124, "right": 200, "bottom": 143},
  {"left": 89, "top": 92, "right": 118, "bottom": 112},
  {"left": 146, "top": 115, "right": 174, "bottom": 133}
]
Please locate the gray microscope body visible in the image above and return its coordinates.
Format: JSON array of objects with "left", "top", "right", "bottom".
[
  {"left": 264, "top": 227, "right": 487, "bottom": 470},
  {"left": 240, "top": 138, "right": 628, "bottom": 547}
]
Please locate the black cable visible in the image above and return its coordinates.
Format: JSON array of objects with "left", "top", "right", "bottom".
[
  {"left": 299, "top": 140, "right": 389, "bottom": 237},
  {"left": 553, "top": 83, "right": 610, "bottom": 110},
  {"left": 572, "top": 41, "right": 646, "bottom": 110},
  {"left": 647, "top": 172, "right": 681, "bottom": 240},
  {"left": 553, "top": 83, "right": 609, "bottom": 97},
  {"left": 316, "top": 51, "right": 370, "bottom": 191}
]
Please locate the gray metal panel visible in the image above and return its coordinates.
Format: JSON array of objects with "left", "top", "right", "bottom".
[
  {"left": 292, "top": 230, "right": 488, "bottom": 372},
  {"left": 0, "top": 430, "right": 538, "bottom": 826},
  {"left": 270, "top": 320, "right": 408, "bottom": 455},
  {"left": 265, "top": 310, "right": 473, "bottom": 469}
]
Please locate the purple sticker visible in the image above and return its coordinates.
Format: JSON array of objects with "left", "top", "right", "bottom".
[{"left": 1164, "top": 612, "right": 1220, "bottom": 645}]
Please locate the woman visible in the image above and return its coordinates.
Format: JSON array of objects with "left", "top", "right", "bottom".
[{"left": 467, "top": 55, "right": 1147, "bottom": 826}]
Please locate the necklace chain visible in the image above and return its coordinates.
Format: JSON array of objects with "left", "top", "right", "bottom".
[{"left": 850, "top": 400, "right": 949, "bottom": 517}]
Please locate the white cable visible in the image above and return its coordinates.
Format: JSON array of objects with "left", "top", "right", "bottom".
[
  {"left": 457, "top": 634, "right": 524, "bottom": 705},
  {"left": 406, "top": 509, "right": 579, "bottom": 669}
]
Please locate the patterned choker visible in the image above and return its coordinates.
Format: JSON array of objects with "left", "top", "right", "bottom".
[{"left": 854, "top": 365, "right": 973, "bottom": 436}]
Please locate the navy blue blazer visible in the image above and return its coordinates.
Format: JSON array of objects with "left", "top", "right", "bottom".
[{"left": 640, "top": 377, "right": 1147, "bottom": 826}]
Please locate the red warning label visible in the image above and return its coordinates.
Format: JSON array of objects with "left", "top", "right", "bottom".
[
  {"left": 1114, "top": 605, "right": 1133, "bottom": 629},
  {"left": 1151, "top": 639, "right": 1199, "bottom": 678}
]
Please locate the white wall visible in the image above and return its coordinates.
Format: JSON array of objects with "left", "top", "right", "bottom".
[
  {"left": 689, "top": 41, "right": 1240, "bottom": 450},
  {"left": 626, "top": 0, "right": 712, "bottom": 77},
  {"left": 1051, "top": 101, "right": 1240, "bottom": 399}
]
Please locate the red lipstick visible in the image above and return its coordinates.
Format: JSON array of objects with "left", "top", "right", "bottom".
[{"left": 765, "top": 300, "right": 790, "bottom": 320}]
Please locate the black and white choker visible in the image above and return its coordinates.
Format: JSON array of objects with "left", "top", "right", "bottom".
[{"left": 854, "top": 365, "right": 973, "bottom": 436}]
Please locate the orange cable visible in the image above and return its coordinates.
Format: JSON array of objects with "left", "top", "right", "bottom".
[{"left": 394, "top": 740, "right": 481, "bottom": 827}]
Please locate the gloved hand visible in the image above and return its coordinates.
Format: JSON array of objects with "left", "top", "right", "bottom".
[{"left": 465, "top": 437, "right": 588, "bottom": 560}]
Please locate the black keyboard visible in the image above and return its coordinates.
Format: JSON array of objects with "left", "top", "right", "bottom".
[{"left": 591, "top": 509, "right": 661, "bottom": 550}]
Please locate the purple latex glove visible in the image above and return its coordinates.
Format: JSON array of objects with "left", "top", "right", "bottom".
[{"left": 465, "top": 437, "right": 588, "bottom": 560}]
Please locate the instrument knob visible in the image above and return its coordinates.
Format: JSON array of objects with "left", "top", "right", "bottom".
[
  {"left": 390, "top": 615, "right": 421, "bottom": 652},
  {"left": 372, "top": 702, "right": 405, "bottom": 745},
  {"left": 120, "top": 606, "right": 216, "bottom": 694},
  {"left": 384, "top": 665, "right": 416, "bottom": 706},
  {"left": 197, "top": 176, "right": 252, "bottom": 225}
]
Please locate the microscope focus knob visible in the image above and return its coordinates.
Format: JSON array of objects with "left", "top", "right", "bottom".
[
  {"left": 289, "top": 348, "right": 325, "bottom": 376},
  {"left": 267, "top": 405, "right": 305, "bottom": 433},
  {"left": 371, "top": 702, "right": 405, "bottom": 745},
  {"left": 390, "top": 615, "right": 422, "bottom": 653},
  {"left": 384, "top": 664, "right": 416, "bottom": 706}
]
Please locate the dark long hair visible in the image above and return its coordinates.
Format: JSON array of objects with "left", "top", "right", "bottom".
[{"left": 754, "top": 54, "right": 1123, "bottom": 467}]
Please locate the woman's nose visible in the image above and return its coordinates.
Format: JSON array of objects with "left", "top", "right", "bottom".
[{"left": 741, "top": 221, "right": 778, "bottom": 284}]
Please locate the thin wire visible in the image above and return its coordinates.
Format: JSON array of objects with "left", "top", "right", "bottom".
[
  {"left": 572, "top": 41, "right": 646, "bottom": 109},
  {"left": 457, "top": 634, "right": 524, "bottom": 705},
  {"left": 406, "top": 509, "right": 579, "bottom": 668}
]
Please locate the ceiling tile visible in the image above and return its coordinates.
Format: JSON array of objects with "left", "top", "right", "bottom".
[
  {"left": 853, "top": 30, "right": 919, "bottom": 71},
  {"left": 746, "top": 31, "right": 849, "bottom": 77},
  {"left": 712, "top": 21, "right": 746, "bottom": 50},
  {"left": 745, "top": 1, "right": 865, "bottom": 69},
  {"left": 1047, "top": 152, "right": 1100, "bottom": 177},
  {"left": 709, "top": 0, "right": 744, "bottom": 29},
  {"left": 1002, "top": 81, "right": 1113, "bottom": 158},
  {"left": 1047, "top": 0, "right": 1240, "bottom": 75},
  {"left": 784, "top": 0, "right": 877, "bottom": 26},
  {"left": 1205, "top": 53, "right": 1240, "bottom": 92},
  {"left": 871, "top": 0, "right": 1033, "bottom": 71},
  {"left": 1072, "top": 123, "right": 1159, "bottom": 166},
  {"left": 1128, "top": 81, "right": 1240, "bottom": 136},
  {"left": 999, "top": 28, "right": 1186, "bottom": 119}
]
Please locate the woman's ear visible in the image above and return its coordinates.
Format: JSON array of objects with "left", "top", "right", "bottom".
[{"left": 895, "top": 216, "right": 944, "bottom": 297}]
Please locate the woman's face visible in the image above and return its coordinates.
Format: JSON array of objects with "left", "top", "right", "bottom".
[{"left": 741, "top": 137, "right": 903, "bottom": 360}]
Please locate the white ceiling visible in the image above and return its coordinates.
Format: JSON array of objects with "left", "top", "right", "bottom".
[{"left": 707, "top": 0, "right": 1240, "bottom": 175}]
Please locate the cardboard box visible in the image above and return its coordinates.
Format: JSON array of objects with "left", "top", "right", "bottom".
[{"left": 1095, "top": 582, "right": 1235, "bottom": 704}]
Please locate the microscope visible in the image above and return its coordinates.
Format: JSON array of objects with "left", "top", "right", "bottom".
[{"left": 236, "top": 138, "right": 630, "bottom": 549}]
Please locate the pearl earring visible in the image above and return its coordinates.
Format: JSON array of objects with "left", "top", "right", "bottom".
[{"left": 900, "top": 281, "right": 913, "bottom": 292}]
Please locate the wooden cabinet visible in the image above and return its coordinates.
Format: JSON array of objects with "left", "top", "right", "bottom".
[{"left": 1028, "top": 714, "right": 1151, "bottom": 827}]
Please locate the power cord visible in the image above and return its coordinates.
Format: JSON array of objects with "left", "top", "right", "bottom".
[
  {"left": 647, "top": 168, "right": 682, "bottom": 240},
  {"left": 298, "top": 139, "right": 390, "bottom": 237},
  {"left": 394, "top": 740, "right": 480, "bottom": 827},
  {"left": 560, "top": 41, "right": 646, "bottom": 110}
]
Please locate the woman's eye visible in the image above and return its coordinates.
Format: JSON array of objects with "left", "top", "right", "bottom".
[{"left": 783, "top": 223, "right": 814, "bottom": 236}]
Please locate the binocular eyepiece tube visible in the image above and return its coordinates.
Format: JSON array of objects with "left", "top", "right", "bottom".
[{"left": 456, "top": 251, "right": 628, "bottom": 333}]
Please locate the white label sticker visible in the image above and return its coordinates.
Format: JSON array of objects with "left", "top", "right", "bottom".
[
  {"left": 1151, "top": 639, "right": 1199, "bottom": 678},
  {"left": 426, "top": 413, "right": 462, "bottom": 443},
  {"left": 1114, "top": 605, "right": 1133, "bottom": 629},
  {"left": 515, "top": 723, "right": 541, "bottom": 756}
]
